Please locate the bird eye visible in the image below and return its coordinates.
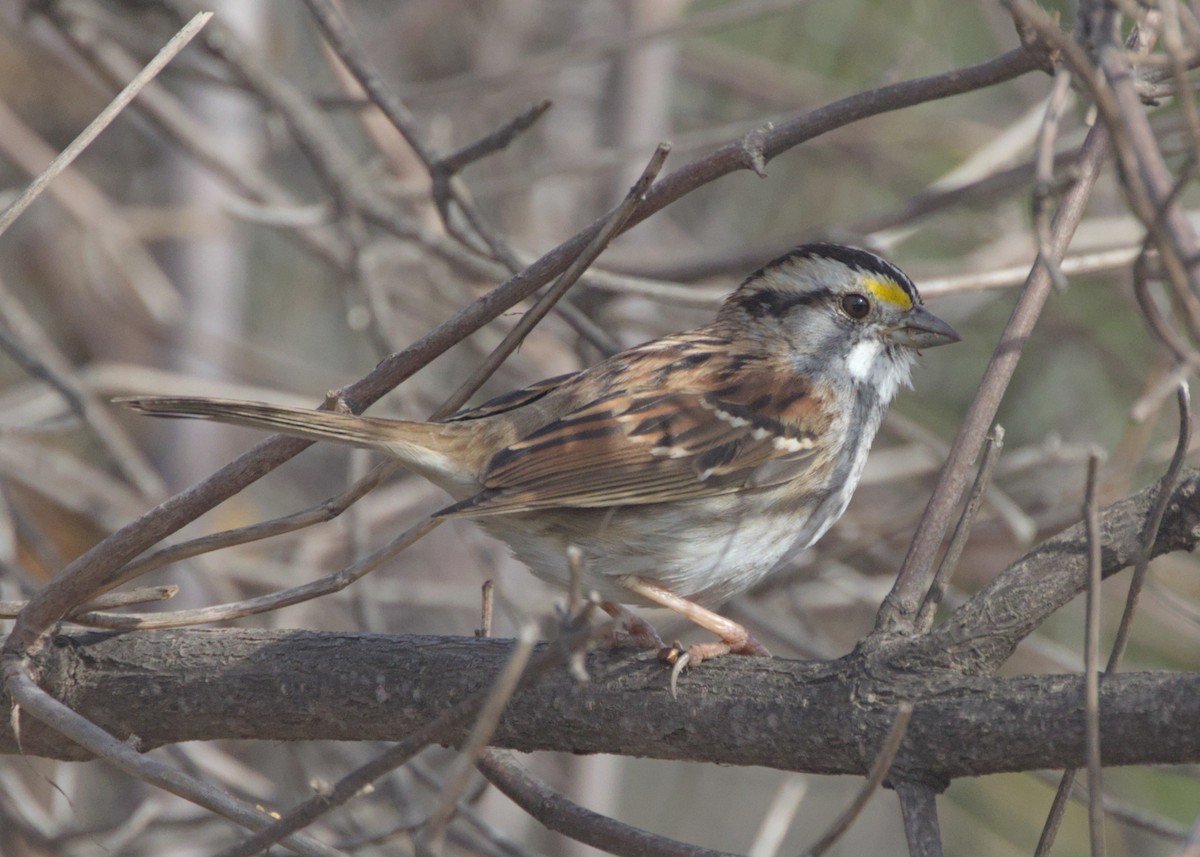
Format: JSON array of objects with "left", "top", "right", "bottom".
[{"left": 841, "top": 293, "right": 870, "bottom": 319}]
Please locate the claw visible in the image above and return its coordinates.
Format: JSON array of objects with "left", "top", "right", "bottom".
[{"left": 669, "top": 651, "right": 691, "bottom": 699}]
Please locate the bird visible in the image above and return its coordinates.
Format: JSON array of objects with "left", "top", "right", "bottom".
[{"left": 119, "top": 243, "right": 959, "bottom": 686}]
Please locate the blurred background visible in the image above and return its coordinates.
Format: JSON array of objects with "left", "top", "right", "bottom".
[{"left": 0, "top": 1, "right": 1197, "bottom": 855}]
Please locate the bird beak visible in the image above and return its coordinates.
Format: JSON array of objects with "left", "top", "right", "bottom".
[{"left": 887, "top": 306, "right": 961, "bottom": 349}]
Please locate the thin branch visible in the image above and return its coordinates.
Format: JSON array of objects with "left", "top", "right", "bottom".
[
  {"left": 915, "top": 426, "right": 1004, "bottom": 632},
  {"left": 435, "top": 143, "right": 671, "bottom": 417},
  {"left": 875, "top": 100, "right": 1112, "bottom": 635},
  {"left": 0, "top": 11, "right": 212, "bottom": 238},
  {"left": 436, "top": 100, "right": 553, "bottom": 176},
  {"left": 0, "top": 669, "right": 346, "bottom": 857},
  {"left": 477, "top": 750, "right": 742, "bottom": 857},
  {"left": 415, "top": 625, "right": 537, "bottom": 856},
  {"left": 70, "top": 518, "right": 442, "bottom": 631},
  {"left": 1108, "top": 382, "right": 1192, "bottom": 670},
  {"left": 0, "top": 587, "right": 177, "bottom": 620},
  {"left": 1083, "top": 452, "right": 1107, "bottom": 857},
  {"left": 896, "top": 781, "right": 944, "bottom": 857},
  {"left": 800, "top": 703, "right": 913, "bottom": 857},
  {"left": 748, "top": 777, "right": 809, "bottom": 857}
]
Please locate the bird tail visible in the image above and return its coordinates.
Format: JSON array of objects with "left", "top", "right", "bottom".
[{"left": 115, "top": 396, "right": 463, "bottom": 483}]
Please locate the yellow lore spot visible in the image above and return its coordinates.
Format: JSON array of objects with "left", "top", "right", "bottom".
[{"left": 864, "top": 277, "right": 913, "bottom": 310}]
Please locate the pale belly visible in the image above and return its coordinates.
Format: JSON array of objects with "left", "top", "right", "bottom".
[{"left": 476, "top": 487, "right": 832, "bottom": 607}]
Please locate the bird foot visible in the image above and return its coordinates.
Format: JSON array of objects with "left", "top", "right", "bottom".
[
  {"left": 658, "top": 634, "right": 770, "bottom": 698},
  {"left": 600, "top": 602, "right": 668, "bottom": 650}
]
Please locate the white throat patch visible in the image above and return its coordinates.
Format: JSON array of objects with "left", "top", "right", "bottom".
[{"left": 846, "top": 339, "right": 882, "bottom": 381}]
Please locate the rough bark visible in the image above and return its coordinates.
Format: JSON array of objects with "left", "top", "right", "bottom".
[{"left": 5, "top": 627, "right": 1200, "bottom": 790}]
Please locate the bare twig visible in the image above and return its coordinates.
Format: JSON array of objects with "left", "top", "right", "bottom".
[
  {"left": 748, "top": 777, "right": 809, "bottom": 857},
  {"left": 2, "top": 666, "right": 346, "bottom": 857},
  {"left": 0, "top": 587, "right": 177, "bottom": 620},
  {"left": 915, "top": 426, "right": 1004, "bottom": 632},
  {"left": 896, "top": 781, "right": 944, "bottom": 857},
  {"left": 876, "top": 106, "right": 1111, "bottom": 635},
  {"left": 414, "top": 625, "right": 537, "bottom": 856},
  {"left": 0, "top": 11, "right": 212, "bottom": 238},
  {"left": 1108, "top": 383, "right": 1192, "bottom": 670},
  {"left": 1032, "top": 69, "right": 1075, "bottom": 293},
  {"left": 477, "top": 749, "right": 742, "bottom": 857},
  {"left": 1083, "top": 452, "right": 1107, "bottom": 857},
  {"left": 435, "top": 142, "right": 671, "bottom": 417},
  {"left": 477, "top": 581, "right": 494, "bottom": 638},
  {"left": 62, "top": 518, "right": 442, "bottom": 631},
  {"left": 801, "top": 703, "right": 914, "bottom": 857},
  {"left": 436, "top": 100, "right": 553, "bottom": 176}
]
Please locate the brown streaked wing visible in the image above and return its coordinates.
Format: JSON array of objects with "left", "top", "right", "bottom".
[{"left": 437, "top": 373, "right": 824, "bottom": 518}]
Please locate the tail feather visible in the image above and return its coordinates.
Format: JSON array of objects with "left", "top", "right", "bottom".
[{"left": 117, "top": 395, "right": 426, "bottom": 448}]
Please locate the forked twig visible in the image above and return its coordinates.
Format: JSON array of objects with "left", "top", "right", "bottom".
[{"left": 915, "top": 426, "right": 1005, "bottom": 632}]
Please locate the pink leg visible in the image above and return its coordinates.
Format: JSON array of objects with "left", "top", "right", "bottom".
[{"left": 618, "top": 576, "right": 770, "bottom": 696}]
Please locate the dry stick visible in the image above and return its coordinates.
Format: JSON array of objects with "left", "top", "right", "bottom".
[
  {"left": 914, "top": 426, "right": 1004, "bottom": 633},
  {"left": 56, "top": 518, "right": 443, "bottom": 632},
  {"left": 437, "top": 143, "right": 671, "bottom": 417},
  {"left": 1032, "top": 69, "right": 1075, "bottom": 294},
  {"left": 1036, "top": 384, "right": 1192, "bottom": 857},
  {"left": 1083, "top": 453, "right": 1107, "bottom": 857},
  {"left": 110, "top": 459, "right": 395, "bottom": 585},
  {"left": 404, "top": 761, "right": 540, "bottom": 857},
  {"left": 4, "top": 666, "right": 346, "bottom": 857},
  {"left": 0, "top": 95, "right": 182, "bottom": 324},
  {"left": 0, "top": 11, "right": 211, "bottom": 238},
  {"left": 1028, "top": 770, "right": 1189, "bottom": 842},
  {"left": 896, "top": 782, "right": 944, "bottom": 857},
  {"left": 477, "top": 749, "right": 742, "bottom": 857},
  {"left": 47, "top": 8, "right": 351, "bottom": 271},
  {"left": 300, "top": 0, "right": 515, "bottom": 263},
  {"left": 212, "top": 623, "right": 607, "bottom": 857},
  {"left": 306, "top": 8, "right": 614, "bottom": 356},
  {"left": 1131, "top": 251, "right": 1200, "bottom": 371},
  {"left": 748, "top": 777, "right": 808, "bottom": 857},
  {"left": 1026, "top": 4, "right": 1200, "bottom": 328},
  {"left": 436, "top": 100, "right": 554, "bottom": 176},
  {"left": 0, "top": 587, "right": 177, "bottom": 620},
  {"left": 477, "top": 581, "right": 495, "bottom": 638},
  {"left": 800, "top": 703, "right": 914, "bottom": 857},
  {"left": 1097, "top": 10, "right": 1200, "bottom": 324},
  {"left": 875, "top": 84, "right": 1112, "bottom": 636},
  {"left": 414, "top": 626, "right": 537, "bottom": 857},
  {"left": 1108, "top": 383, "right": 1193, "bottom": 670},
  {"left": 1162, "top": 0, "right": 1200, "bottom": 164}
]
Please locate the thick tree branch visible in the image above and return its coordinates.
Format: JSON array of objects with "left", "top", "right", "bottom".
[{"left": 6, "top": 629, "right": 1200, "bottom": 787}]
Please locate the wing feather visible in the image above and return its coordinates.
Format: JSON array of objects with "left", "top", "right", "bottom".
[{"left": 439, "top": 369, "right": 826, "bottom": 518}]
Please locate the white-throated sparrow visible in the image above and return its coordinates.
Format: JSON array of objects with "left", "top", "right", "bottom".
[{"left": 121, "top": 244, "right": 959, "bottom": 678}]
